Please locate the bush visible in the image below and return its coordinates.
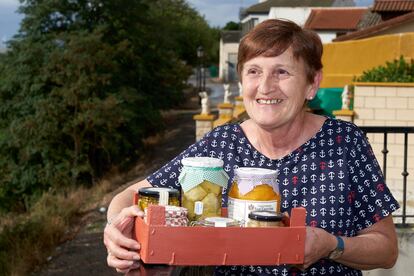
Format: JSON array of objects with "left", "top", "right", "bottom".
[{"left": 356, "top": 56, "right": 414, "bottom": 83}]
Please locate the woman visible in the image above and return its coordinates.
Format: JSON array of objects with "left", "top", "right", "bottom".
[{"left": 104, "top": 19, "right": 399, "bottom": 275}]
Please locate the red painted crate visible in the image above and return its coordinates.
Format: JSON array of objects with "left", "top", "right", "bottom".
[{"left": 134, "top": 196, "right": 306, "bottom": 266}]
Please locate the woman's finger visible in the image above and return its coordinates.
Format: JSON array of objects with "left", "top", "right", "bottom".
[
  {"left": 107, "top": 252, "right": 134, "bottom": 270},
  {"left": 104, "top": 222, "right": 140, "bottom": 250}
]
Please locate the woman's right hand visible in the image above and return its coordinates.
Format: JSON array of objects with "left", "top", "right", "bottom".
[{"left": 104, "top": 205, "right": 144, "bottom": 274}]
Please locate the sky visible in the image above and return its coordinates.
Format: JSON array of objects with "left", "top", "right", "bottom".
[{"left": 1, "top": 0, "right": 374, "bottom": 48}]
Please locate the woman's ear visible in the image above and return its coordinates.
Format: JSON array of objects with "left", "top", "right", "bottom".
[{"left": 306, "top": 70, "right": 323, "bottom": 100}]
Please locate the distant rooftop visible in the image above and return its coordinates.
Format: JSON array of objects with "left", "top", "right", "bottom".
[
  {"left": 245, "top": 0, "right": 336, "bottom": 14},
  {"left": 372, "top": 0, "right": 414, "bottom": 12},
  {"left": 305, "top": 8, "right": 368, "bottom": 30},
  {"left": 333, "top": 10, "right": 414, "bottom": 41}
]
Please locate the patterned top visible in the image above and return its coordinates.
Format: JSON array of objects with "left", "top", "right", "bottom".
[{"left": 147, "top": 118, "right": 399, "bottom": 276}]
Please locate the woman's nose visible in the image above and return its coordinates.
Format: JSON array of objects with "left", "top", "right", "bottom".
[{"left": 258, "top": 74, "right": 278, "bottom": 94}]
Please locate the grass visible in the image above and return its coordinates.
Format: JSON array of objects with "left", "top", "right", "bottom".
[{"left": 0, "top": 180, "right": 115, "bottom": 276}]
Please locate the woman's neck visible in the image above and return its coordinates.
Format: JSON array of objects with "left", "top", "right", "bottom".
[{"left": 242, "top": 113, "right": 323, "bottom": 160}]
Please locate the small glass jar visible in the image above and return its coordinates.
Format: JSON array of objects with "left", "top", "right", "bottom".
[
  {"left": 138, "top": 187, "right": 180, "bottom": 211},
  {"left": 247, "top": 211, "right": 285, "bottom": 227},
  {"left": 191, "top": 217, "right": 242, "bottom": 227}
]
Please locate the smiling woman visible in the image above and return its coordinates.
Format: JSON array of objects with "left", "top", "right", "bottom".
[{"left": 104, "top": 18, "right": 399, "bottom": 276}]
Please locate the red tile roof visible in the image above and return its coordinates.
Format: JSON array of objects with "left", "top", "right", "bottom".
[
  {"left": 333, "top": 11, "right": 414, "bottom": 41},
  {"left": 305, "top": 8, "right": 368, "bottom": 30},
  {"left": 372, "top": 0, "right": 414, "bottom": 12}
]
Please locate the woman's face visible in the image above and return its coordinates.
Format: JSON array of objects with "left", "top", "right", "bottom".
[{"left": 241, "top": 47, "right": 318, "bottom": 131}]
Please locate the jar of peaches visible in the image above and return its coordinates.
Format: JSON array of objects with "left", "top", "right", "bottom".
[{"left": 228, "top": 167, "right": 280, "bottom": 226}]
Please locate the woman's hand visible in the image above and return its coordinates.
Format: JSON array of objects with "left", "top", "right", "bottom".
[
  {"left": 103, "top": 205, "right": 144, "bottom": 274},
  {"left": 298, "top": 226, "right": 336, "bottom": 270}
]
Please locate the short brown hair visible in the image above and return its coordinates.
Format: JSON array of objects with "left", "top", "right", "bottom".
[{"left": 237, "top": 19, "right": 323, "bottom": 83}]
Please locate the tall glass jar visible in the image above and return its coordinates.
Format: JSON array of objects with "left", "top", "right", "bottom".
[
  {"left": 228, "top": 167, "right": 280, "bottom": 226},
  {"left": 178, "top": 157, "right": 229, "bottom": 221}
]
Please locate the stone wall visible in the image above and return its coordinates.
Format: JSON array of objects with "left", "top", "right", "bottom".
[{"left": 353, "top": 83, "right": 414, "bottom": 224}]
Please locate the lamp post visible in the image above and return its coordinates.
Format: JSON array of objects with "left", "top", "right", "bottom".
[{"left": 197, "top": 46, "right": 205, "bottom": 92}]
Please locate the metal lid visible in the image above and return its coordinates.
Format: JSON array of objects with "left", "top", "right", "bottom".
[
  {"left": 181, "top": 157, "right": 224, "bottom": 168},
  {"left": 138, "top": 187, "right": 179, "bottom": 198},
  {"left": 248, "top": 211, "right": 284, "bottom": 222}
]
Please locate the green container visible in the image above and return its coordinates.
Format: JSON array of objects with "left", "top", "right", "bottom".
[
  {"left": 209, "top": 65, "right": 218, "bottom": 78},
  {"left": 308, "top": 87, "right": 343, "bottom": 117}
]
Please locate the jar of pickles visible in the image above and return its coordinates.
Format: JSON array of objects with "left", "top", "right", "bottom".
[
  {"left": 178, "top": 157, "right": 229, "bottom": 221},
  {"left": 138, "top": 187, "right": 180, "bottom": 211},
  {"left": 247, "top": 211, "right": 285, "bottom": 227},
  {"left": 228, "top": 167, "right": 280, "bottom": 226}
]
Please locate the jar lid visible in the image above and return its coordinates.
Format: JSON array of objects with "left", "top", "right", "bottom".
[
  {"left": 235, "top": 167, "right": 278, "bottom": 178},
  {"left": 138, "top": 187, "right": 179, "bottom": 198},
  {"left": 248, "top": 211, "right": 284, "bottom": 222},
  {"left": 181, "top": 157, "right": 224, "bottom": 168}
]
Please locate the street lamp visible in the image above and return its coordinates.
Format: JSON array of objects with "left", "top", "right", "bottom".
[{"left": 197, "top": 46, "right": 205, "bottom": 92}]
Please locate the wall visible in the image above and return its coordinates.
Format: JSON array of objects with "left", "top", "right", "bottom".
[
  {"left": 321, "top": 33, "right": 414, "bottom": 88},
  {"left": 269, "top": 7, "right": 311, "bottom": 26},
  {"left": 353, "top": 83, "right": 414, "bottom": 225},
  {"left": 219, "top": 39, "right": 239, "bottom": 81}
]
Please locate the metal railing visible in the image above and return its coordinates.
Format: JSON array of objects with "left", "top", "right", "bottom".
[{"left": 360, "top": 126, "right": 414, "bottom": 227}]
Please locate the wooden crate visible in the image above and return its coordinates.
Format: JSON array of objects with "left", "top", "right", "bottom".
[{"left": 134, "top": 197, "right": 306, "bottom": 266}]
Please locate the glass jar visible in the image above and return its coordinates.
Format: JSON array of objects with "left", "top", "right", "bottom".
[
  {"left": 228, "top": 167, "right": 280, "bottom": 226},
  {"left": 247, "top": 211, "right": 285, "bottom": 227},
  {"left": 138, "top": 187, "right": 180, "bottom": 211},
  {"left": 190, "top": 217, "right": 242, "bottom": 227},
  {"left": 178, "top": 157, "right": 229, "bottom": 222}
]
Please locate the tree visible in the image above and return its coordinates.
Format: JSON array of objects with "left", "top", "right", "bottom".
[
  {"left": 0, "top": 0, "right": 216, "bottom": 211},
  {"left": 223, "top": 21, "right": 241, "bottom": 31}
]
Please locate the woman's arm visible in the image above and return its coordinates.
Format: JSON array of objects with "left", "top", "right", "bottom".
[
  {"left": 335, "top": 215, "right": 398, "bottom": 269},
  {"left": 303, "top": 215, "right": 398, "bottom": 270}
]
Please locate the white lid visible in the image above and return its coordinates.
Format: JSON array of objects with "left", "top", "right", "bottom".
[
  {"left": 205, "top": 217, "right": 237, "bottom": 227},
  {"left": 181, "top": 157, "right": 224, "bottom": 168},
  {"left": 235, "top": 167, "right": 278, "bottom": 178}
]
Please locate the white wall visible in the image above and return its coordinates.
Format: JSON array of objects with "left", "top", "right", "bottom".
[
  {"left": 240, "top": 14, "right": 268, "bottom": 24},
  {"left": 316, "top": 31, "right": 338, "bottom": 43},
  {"left": 268, "top": 7, "right": 312, "bottom": 26},
  {"left": 219, "top": 39, "right": 239, "bottom": 81}
]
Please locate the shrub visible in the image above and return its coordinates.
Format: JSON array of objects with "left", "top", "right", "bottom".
[{"left": 356, "top": 56, "right": 414, "bottom": 83}]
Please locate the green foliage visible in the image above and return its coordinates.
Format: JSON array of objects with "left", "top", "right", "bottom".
[
  {"left": 356, "top": 56, "right": 414, "bottom": 83},
  {"left": 223, "top": 21, "right": 241, "bottom": 30},
  {"left": 0, "top": 0, "right": 217, "bottom": 211}
]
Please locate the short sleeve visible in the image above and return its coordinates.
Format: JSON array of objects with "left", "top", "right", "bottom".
[
  {"left": 347, "top": 127, "right": 400, "bottom": 231},
  {"left": 146, "top": 132, "right": 210, "bottom": 189}
]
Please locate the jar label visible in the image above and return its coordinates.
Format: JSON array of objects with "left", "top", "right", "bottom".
[
  {"left": 228, "top": 197, "right": 278, "bottom": 226},
  {"left": 194, "top": 201, "right": 204, "bottom": 215}
]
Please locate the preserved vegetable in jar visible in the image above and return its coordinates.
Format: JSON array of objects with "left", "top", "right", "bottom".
[
  {"left": 190, "top": 217, "right": 242, "bottom": 227},
  {"left": 247, "top": 211, "right": 285, "bottom": 227},
  {"left": 228, "top": 167, "right": 280, "bottom": 226},
  {"left": 179, "top": 157, "right": 229, "bottom": 221},
  {"left": 138, "top": 187, "right": 180, "bottom": 211}
]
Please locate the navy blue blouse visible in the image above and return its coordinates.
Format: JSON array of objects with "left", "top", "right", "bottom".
[{"left": 147, "top": 118, "right": 399, "bottom": 276}]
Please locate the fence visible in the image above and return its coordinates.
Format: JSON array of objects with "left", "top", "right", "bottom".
[{"left": 360, "top": 126, "right": 414, "bottom": 227}]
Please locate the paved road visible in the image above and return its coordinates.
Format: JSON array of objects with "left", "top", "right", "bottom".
[{"left": 34, "top": 77, "right": 230, "bottom": 276}]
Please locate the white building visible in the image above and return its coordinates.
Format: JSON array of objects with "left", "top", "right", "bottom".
[{"left": 219, "top": 31, "right": 241, "bottom": 82}]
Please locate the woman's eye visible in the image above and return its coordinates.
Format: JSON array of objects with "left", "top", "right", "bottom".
[
  {"left": 247, "top": 69, "right": 258, "bottom": 75},
  {"left": 276, "top": 69, "right": 290, "bottom": 79}
]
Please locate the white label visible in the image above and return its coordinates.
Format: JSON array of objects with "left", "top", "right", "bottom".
[
  {"left": 194, "top": 201, "right": 204, "bottom": 215},
  {"left": 228, "top": 197, "right": 278, "bottom": 226}
]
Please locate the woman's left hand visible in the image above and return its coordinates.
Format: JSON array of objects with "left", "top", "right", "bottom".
[{"left": 298, "top": 226, "right": 336, "bottom": 270}]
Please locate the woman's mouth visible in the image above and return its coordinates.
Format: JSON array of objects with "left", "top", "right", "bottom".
[{"left": 256, "top": 99, "right": 283, "bottom": 105}]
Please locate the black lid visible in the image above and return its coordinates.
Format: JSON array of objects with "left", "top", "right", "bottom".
[
  {"left": 248, "top": 211, "right": 284, "bottom": 221},
  {"left": 138, "top": 187, "right": 179, "bottom": 198}
]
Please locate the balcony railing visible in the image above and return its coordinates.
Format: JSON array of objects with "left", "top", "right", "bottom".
[{"left": 360, "top": 126, "right": 414, "bottom": 227}]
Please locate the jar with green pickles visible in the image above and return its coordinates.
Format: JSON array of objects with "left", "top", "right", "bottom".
[
  {"left": 178, "top": 157, "right": 229, "bottom": 221},
  {"left": 138, "top": 187, "right": 180, "bottom": 211}
]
